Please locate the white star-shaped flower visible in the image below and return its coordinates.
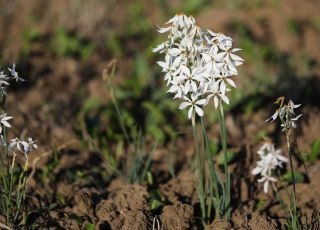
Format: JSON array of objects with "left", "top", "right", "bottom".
[{"left": 179, "top": 94, "right": 206, "bottom": 119}]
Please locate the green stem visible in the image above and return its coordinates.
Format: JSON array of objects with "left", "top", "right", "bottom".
[
  {"left": 8, "top": 152, "right": 16, "bottom": 222},
  {"left": 14, "top": 160, "right": 28, "bottom": 224},
  {"left": 112, "top": 95, "right": 130, "bottom": 144},
  {"left": 192, "top": 115, "right": 206, "bottom": 222},
  {"left": 200, "top": 117, "right": 221, "bottom": 219},
  {"left": 218, "top": 102, "right": 230, "bottom": 220},
  {"left": 286, "top": 131, "right": 298, "bottom": 230}
]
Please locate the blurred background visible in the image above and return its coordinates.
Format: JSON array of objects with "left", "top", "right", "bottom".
[
  {"left": 1, "top": 0, "right": 320, "bottom": 227},
  {"left": 1, "top": 0, "right": 320, "bottom": 173}
]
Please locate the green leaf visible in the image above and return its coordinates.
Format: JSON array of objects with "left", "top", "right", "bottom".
[
  {"left": 310, "top": 138, "right": 320, "bottom": 162},
  {"left": 81, "top": 97, "right": 101, "bottom": 114},
  {"left": 149, "top": 189, "right": 163, "bottom": 210},
  {"left": 283, "top": 171, "right": 306, "bottom": 184},
  {"left": 147, "top": 171, "right": 153, "bottom": 185},
  {"left": 147, "top": 125, "right": 165, "bottom": 144},
  {"left": 143, "top": 102, "right": 165, "bottom": 123},
  {"left": 257, "top": 199, "right": 267, "bottom": 211},
  {"left": 48, "top": 203, "right": 58, "bottom": 210},
  {"left": 208, "top": 140, "right": 218, "bottom": 156},
  {"left": 151, "top": 199, "right": 163, "bottom": 211},
  {"left": 84, "top": 223, "right": 95, "bottom": 230},
  {"left": 217, "top": 150, "right": 237, "bottom": 166}
]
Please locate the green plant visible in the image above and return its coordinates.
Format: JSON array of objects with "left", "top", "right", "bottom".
[
  {"left": 0, "top": 64, "right": 38, "bottom": 227},
  {"left": 101, "top": 60, "right": 157, "bottom": 184},
  {"left": 309, "top": 138, "right": 320, "bottom": 163},
  {"left": 266, "top": 97, "right": 304, "bottom": 230},
  {"left": 153, "top": 14, "right": 244, "bottom": 223},
  {"left": 51, "top": 27, "right": 94, "bottom": 60}
]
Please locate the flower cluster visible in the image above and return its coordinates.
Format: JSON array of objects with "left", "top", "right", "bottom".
[
  {"left": 0, "top": 64, "right": 37, "bottom": 157},
  {"left": 266, "top": 97, "right": 302, "bottom": 132},
  {"left": 153, "top": 14, "right": 243, "bottom": 120},
  {"left": 252, "top": 142, "right": 288, "bottom": 193},
  {"left": 9, "top": 137, "right": 37, "bottom": 157},
  {"left": 0, "top": 63, "right": 25, "bottom": 96}
]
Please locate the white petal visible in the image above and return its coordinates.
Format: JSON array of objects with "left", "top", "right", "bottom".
[
  {"left": 1, "top": 120, "right": 11, "bottom": 128},
  {"left": 157, "top": 61, "right": 168, "bottom": 70},
  {"left": 276, "top": 154, "right": 288, "bottom": 163},
  {"left": 168, "top": 48, "right": 181, "bottom": 56},
  {"left": 226, "top": 78, "right": 236, "bottom": 88},
  {"left": 266, "top": 111, "right": 279, "bottom": 122},
  {"left": 220, "top": 94, "right": 229, "bottom": 105},
  {"left": 230, "top": 53, "right": 244, "bottom": 62},
  {"left": 191, "top": 81, "right": 198, "bottom": 92},
  {"left": 220, "top": 81, "right": 226, "bottom": 93},
  {"left": 252, "top": 167, "right": 262, "bottom": 175},
  {"left": 184, "top": 81, "right": 191, "bottom": 94},
  {"left": 263, "top": 181, "right": 269, "bottom": 194},
  {"left": 214, "top": 96, "right": 219, "bottom": 109},
  {"left": 188, "top": 107, "right": 193, "bottom": 120},
  {"left": 291, "top": 114, "right": 302, "bottom": 121},
  {"left": 157, "top": 26, "right": 171, "bottom": 33},
  {"left": 180, "top": 65, "right": 190, "bottom": 75},
  {"left": 216, "top": 52, "right": 226, "bottom": 62},
  {"left": 196, "top": 99, "right": 207, "bottom": 105},
  {"left": 179, "top": 102, "right": 190, "bottom": 110},
  {"left": 152, "top": 43, "right": 165, "bottom": 53},
  {"left": 1, "top": 116, "right": 12, "bottom": 120},
  {"left": 195, "top": 106, "right": 204, "bottom": 117},
  {"left": 232, "top": 48, "right": 242, "bottom": 52}
]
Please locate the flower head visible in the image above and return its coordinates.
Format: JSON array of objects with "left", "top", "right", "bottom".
[
  {"left": 8, "top": 63, "right": 25, "bottom": 82},
  {"left": 179, "top": 93, "right": 206, "bottom": 120},
  {"left": 252, "top": 141, "right": 287, "bottom": 193},
  {"left": 266, "top": 97, "right": 302, "bottom": 132},
  {"left": 153, "top": 13, "right": 243, "bottom": 120},
  {"left": 9, "top": 137, "right": 37, "bottom": 157},
  {"left": 0, "top": 113, "right": 13, "bottom": 134}
]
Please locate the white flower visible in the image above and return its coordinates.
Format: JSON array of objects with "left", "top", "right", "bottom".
[
  {"left": 0, "top": 70, "right": 10, "bottom": 95},
  {"left": 167, "top": 76, "right": 185, "bottom": 99},
  {"left": 9, "top": 137, "right": 37, "bottom": 156},
  {"left": 266, "top": 98, "right": 302, "bottom": 131},
  {"left": 0, "top": 113, "right": 13, "bottom": 134},
  {"left": 258, "top": 174, "right": 277, "bottom": 194},
  {"left": 180, "top": 65, "right": 204, "bottom": 94},
  {"left": 257, "top": 142, "right": 288, "bottom": 166},
  {"left": 217, "top": 47, "right": 244, "bottom": 68},
  {"left": 179, "top": 94, "right": 206, "bottom": 119},
  {"left": 9, "top": 137, "right": 25, "bottom": 152},
  {"left": 152, "top": 42, "right": 168, "bottom": 53},
  {"left": 252, "top": 141, "right": 288, "bottom": 193},
  {"left": 22, "top": 138, "right": 38, "bottom": 154},
  {"left": 205, "top": 82, "right": 229, "bottom": 108},
  {"left": 8, "top": 63, "right": 25, "bottom": 82},
  {"left": 166, "top": 14, "right": 195, "bottom": 30},
  {"left": 153, "top": 13, "right": 243, "bottom": 118},
  {"left": 0, "top": 70, "right": 9, "bottom": 86},
  {"left": 215, "top": 73, "right": 236, "bottom": 93},
  {"left": 157, "top": 54, "right": 181, "bottom": 85}
]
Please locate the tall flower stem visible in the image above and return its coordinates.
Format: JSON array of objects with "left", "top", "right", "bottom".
[
  {"left": 192, "top": 115, "right": 206, "bottom": 222},
  {"left": 200, "top": 117, "right": 221, "bottom": 219},
  {"left": 285, "top": 130, "right": 298, "bottom": 229},
  {"left": 217, "top": 102, "right": 230, "bottom": 220}
]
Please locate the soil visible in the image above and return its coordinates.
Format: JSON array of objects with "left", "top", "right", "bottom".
[{"left": 1, "top": 0, "right": 320, "bottom": 229}]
